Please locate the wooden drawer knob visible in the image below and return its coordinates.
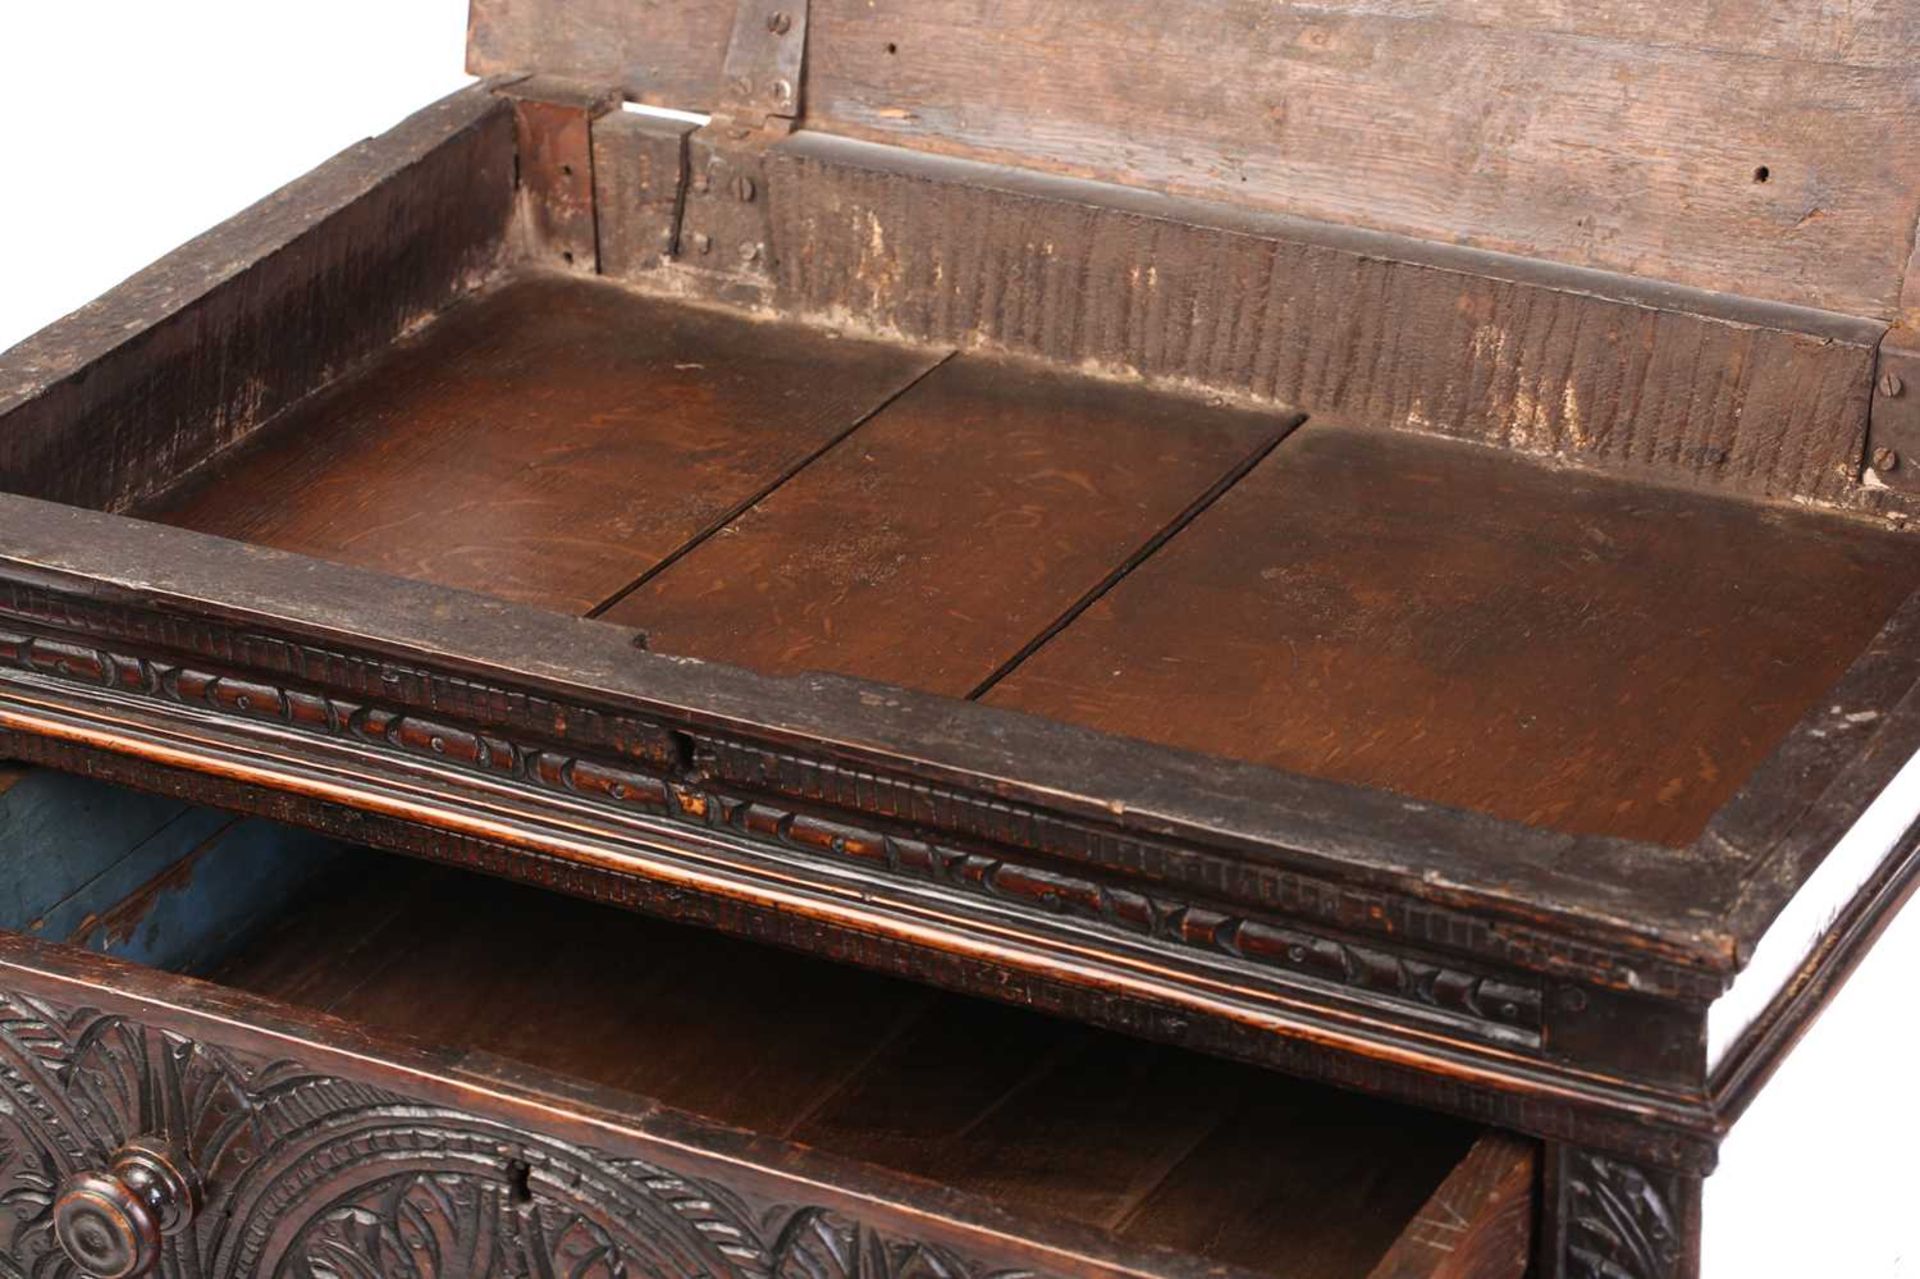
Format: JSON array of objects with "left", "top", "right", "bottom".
[{"left": 53, "top": 1138, "right": 200, "bottom": 1278}]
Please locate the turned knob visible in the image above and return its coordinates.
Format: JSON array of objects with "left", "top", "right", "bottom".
[{"left": 54, "top": 1138, "right": 200, "bottom": 1278}]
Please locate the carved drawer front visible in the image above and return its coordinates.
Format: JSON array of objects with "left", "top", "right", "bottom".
[
  {"left": 0, "top": 947, "right": 1088, "bottom": 1279},
  {"left": 0, "top": 945, "right": 1541, "bottom": 1279}
]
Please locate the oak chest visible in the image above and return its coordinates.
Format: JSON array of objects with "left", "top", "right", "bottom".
[{"left": 3, "top": 3, "right": 1919, "bottom": 1276}]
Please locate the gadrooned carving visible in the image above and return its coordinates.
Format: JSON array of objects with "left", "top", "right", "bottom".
[
  {"left": 0, "top": 627, "right": 1543, "bottom": 1039},
  {"left": 0, "top": 579, "right": 1723, "bottom": 1007}
]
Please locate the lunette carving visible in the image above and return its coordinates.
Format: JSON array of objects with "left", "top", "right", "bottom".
[
  {"left": 0, "top": 987, "right": 1036, "bottom": 1278},
  {"left": 0, "top": 628, "right": 1544, "bottom": 1041}
]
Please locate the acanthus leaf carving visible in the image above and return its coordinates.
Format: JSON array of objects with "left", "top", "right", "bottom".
[{"left": 1561, "top": 1148, "right": 1684, "bottom": 1279}]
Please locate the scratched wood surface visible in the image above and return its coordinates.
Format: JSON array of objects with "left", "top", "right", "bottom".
[
  {"left": 1366, "top": 1134, "right": 1535, "bottom": 1279},
  {"left": 986, "top": 423, "right": 1920, "bottom": 846},
  {"left": 0, "top": 86, "right": 516, "bottom": 517},
  {"left": 468, "top": 0, "right": 1920, "bottom": 317},
  {"left": 606, "top": 355, "right": 1292, "bottom": 695},
  {"left": 139, "top": 274, "right": 943, "bottom": 615},
  {"left": 758, "top": 135, "right": 1881, "bottom": 510},
  {"left": 209, "top": 851, "right": 1484, "bottom": 1277}
]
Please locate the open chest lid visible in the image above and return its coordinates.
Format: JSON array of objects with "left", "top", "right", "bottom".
[
  {"left": 468, "top": 0, "right": 1920, "bottom": 322},
  {"left": 7, "top": 1, "right": 1920, "bottom": 1184}
]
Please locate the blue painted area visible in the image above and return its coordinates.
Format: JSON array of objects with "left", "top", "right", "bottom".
[
  {"left": 0, "top": 773, "right": 191, "bottom": 929},
  {"left": 31, "top": 806, "right": 234, "bottom": 943},
  {"left": 0, "top": 771, "right": 349, "bottom": 974},
  {"left": 73, "top": 817, "right": 344, "bottom": 974}
]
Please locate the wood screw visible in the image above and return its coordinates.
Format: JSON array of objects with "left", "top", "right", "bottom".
[
  {"left": 767, "top": 11, "right": 792, "bottom": 34},
  {"left": 738, "top": 241, "right": 764, "bottom": 263},
  {"left": 1873, "top": 446, "right": 1901, "bottom": 473},
  {"left": 691, "top": 232, "right": 712, "bottom": 255},
  {"left": 770, "top": 78, "right": 794, "bottom": 104},
  {"left": 1881, "top": 372, "right": 1905, "bottom": 398}
]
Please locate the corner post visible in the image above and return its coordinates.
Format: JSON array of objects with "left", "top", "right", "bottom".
[{"left": 1541, "top": 1143, "right": 1703, "bottom": 1279}]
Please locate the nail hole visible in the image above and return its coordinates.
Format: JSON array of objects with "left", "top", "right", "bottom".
[
  {"left": 884, "top": 41, "right": 898, "bottom": 54},
  {"left": 506, "top": 1159, "right": 533, "bottom": 1204},
  {"left": 1752, "top": 165, "right": 1770, "bottom": 183},
  {"left": 561, "top": 251, "right": 576, "bottom": 265},
  {"left": 560, "top": 163, "right": 574, "bottom": 177}
]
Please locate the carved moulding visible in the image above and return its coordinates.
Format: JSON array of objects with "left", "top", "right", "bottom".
[{"left": 0, "top": 627, "right": 1544, "bottom": 1045}]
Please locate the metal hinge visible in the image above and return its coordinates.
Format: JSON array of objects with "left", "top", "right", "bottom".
[
  {"left": 674, "top": 0, "right": 809, "bottom": 299},
  {"left": 1865, "top": 325, "right": 1920, "bottom": 493},
  {"left": 711, "top": 1, "right": 808, "bottom": 137}
]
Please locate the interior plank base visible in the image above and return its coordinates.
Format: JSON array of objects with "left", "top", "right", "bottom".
[
  {"left": 139, "top": 275, "right": 945, "bottom": 615},
  {"left": 3, "top": 1, "right": 1920, "bottom": 1272},
  {"left": 986, "top": 423, "right": 1920, "bottom": 847}
]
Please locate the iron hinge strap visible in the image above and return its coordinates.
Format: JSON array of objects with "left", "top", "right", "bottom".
[
  {"left": 1866, "top": 324, "right": 1920, "bottom": 492},
  {"left": 712, "top": 0, "right": 810, "bottom": 137}
]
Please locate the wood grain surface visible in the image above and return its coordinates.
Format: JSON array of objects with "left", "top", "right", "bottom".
[
  {"left": 469, "top": 0, "right": 1920, "bottom": 316},
  {"left": 1366, "top": 1133, "right": 1535, "bottom": 1279},
  {"left": 209, "top": 851, "right": 1485, "bottom": 1277},
  {"left": 760, "top": 135, "right": 1881, "bottom": 510},
  {"left": 0, "top": 86, "right": 516, "bottom": 516},
  {"left": 606, "top": 355, "right": 1293, "bottom": 694},
  {"left": 986, "top": 423, "right": 1920, "bottom": 845},
  {"left": 141, "top": 274, "right": 943, "bottom": 614}
]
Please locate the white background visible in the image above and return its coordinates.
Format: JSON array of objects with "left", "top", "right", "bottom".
[
  {"left": 0, "top": 2, "right": 473, "bottom": 351},
  {"left": 0, "top": 7, "right": 1914, "bottom": 1276}
]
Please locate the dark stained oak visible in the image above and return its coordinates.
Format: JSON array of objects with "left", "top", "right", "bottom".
[
  {"left": 604, "top": 355, "right": 1293, "bottom": 694},
  {"left": 140, "top": 274, "right": 944, "bottom": 615},
  {"left": 208, "top": 852, "right": 1485, "bottom": 1278},
  {"left": 1367, "top": 1135, "right": 1535, "bottom": 1279},
  {"left": 792, "top": 997, "right": 1257, "bottom": 1231},
  {"left": 1117, "top": 1085, "right": 1487, "bottom": 1279},
  {"left": 231, "top": 860, "right": 937, "bottom": 1139},
  {"left": 987, "top": 423, "right": 1920, "bottom": 846}
]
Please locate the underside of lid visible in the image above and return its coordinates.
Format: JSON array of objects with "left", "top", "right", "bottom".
[{"left": 467, "top": 0, "right": 1920, "bottom": 321}]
